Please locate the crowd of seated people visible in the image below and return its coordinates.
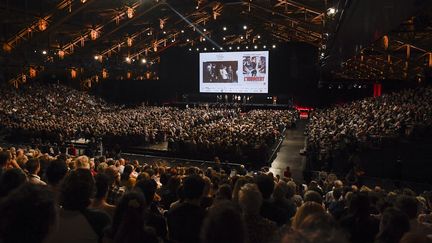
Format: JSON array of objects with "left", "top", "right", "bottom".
[
  {"left": 306, "top": 87, "right": 432, "bottom": 160},
  {"left": 169, "top": 109, "right": 296, "bottom": 161},
  {"left": 1, "top": 145, "right": 432, "bottom": 243},
  {"left": 0, "top": 83, "right": 297, "bottom": 161}
]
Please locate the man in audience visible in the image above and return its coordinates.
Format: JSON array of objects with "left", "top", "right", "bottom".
[
  {"left": 167, "top": 175, "right": 206, "bottom": 243},
  {"left": 26, "top": 158, "right": 47, "bottom": 186}
]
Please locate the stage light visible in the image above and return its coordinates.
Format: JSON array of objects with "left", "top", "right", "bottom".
[
  {"left": 163, "top": 31, "right": 166, "bottom": 34},
  {"left": 229, "top": 46, "right": 232, "bottom": 50},
  {"left": 243, "top": 25, "right": 247, "bottom": 30},
  {"left": 223, "top": 37, "right": 226, "bottom": 40},
  {"left": 141, "top": 58, "right": 147, "bottom": 63},
  {"left": 327, "top": 7, "right": 336, "bottom": 16},
  {"left": 240, "top": 36, "right": 244, "bottom": 39},
  {"left": 181, "top": 30, "right": 184, "bottom": 33},
  {"left": 220, "top": 47, "right": 223, "bottom": 50},
  {"left": 94, "top": 55, "right": 99, "bottom": 60},
  {"left": 196, "top": 48, "right": 199, "bottom": 51},
  {"left": 237, "top": 46, "right": 240, "bottom": 50},
  {"left": 272, "top": 44, "right": 276, "bottom": 49},
  {"left": 257, "top": 35, "right": 261, "bottom": 39},
  {"left": 212, "top": 47, "right": 215, "bottom": 50},
  {"left": 186, "top": 38, "right": 190, "bottom": 42},
  {"left": 195, "top": 5, "right": 199, "bottom": 9},
  {"left": 204, "top": 47, "right": 207, "bottom": 51},
  {"left": 125, "top": 57, "right": 131, "bottom": 62},
  {"left": 171, "top": 39, "right": 175, "bottom": 42},
  {"left": 246, "top": 46, "right": 249, "bottom": 49},
  {"left": 42, "top": 50, "right": 47, "bottom": 55},
  {"left": 189, "top": 48, "right": 192, "bottom": 51},
  {"left": 203, "top": 28, "right": 206, "bottom": 32},
  {"left": 254, "top": 45, "right": 257, "bottom": 49},
  {"left": 263, "top": 45, "right": 267, "bottom": 48},
  {"left": 223, "top": 26, "right": 227, "bottom": 31}
]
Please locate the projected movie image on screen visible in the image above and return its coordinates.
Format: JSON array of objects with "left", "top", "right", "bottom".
[{"left": 200, "top": 51, "right": 269, "bottom": 93}]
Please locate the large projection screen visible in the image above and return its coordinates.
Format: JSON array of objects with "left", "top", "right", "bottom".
[{"left": 199, "top": 51, "right": 269, "bottom": 93}]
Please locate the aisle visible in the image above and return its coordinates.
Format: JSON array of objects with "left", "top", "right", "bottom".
[{"left": 270, "top": 120, "right": 307, "bottom": 182}]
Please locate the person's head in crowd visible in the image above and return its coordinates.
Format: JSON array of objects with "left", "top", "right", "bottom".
[
  {"left": 182, "top": 174, "right": 205, "bottom": 202},
  {"left": 333, "top": 187, "right": 343, "bottom": 202},
  {"left": 215, "top": 184, "right": 232, "bottom": 201},
  {"left": 45, "top": 159, "right": 68, "bottom": 187},
  {"left": 0, "top": 184, "right": 57, "bottom": 243},
  {"left": 0, "top": 168, "right": 27, "bottom": 198},
  {"left": 75, "top": 155, "right": 90, "bottom": 169},
  {"left": 347, "top": 192, "right": 370, "bottom": 216},
  {"left": 121, "top": 165, "right": 134, "bottom": 181},
  {"left": 304, "top": 190, "right": 323, "bottom": 204},
  {"left": 254, "top": 174, "right": 274, "bottom": 200},
  {"left": 0, "top": 151, "right": 10, "bottom": 170},
  {"left": 26, "top": 158, "right": 41, "bottom": 175},
  {"left": 135, "top": 178, "right": 158, "bottom": 205},
  {"left": 395, "top": 195, "right": 418, "bottom": 220},
  {"left": 334, "top": 180, "right": 343, "bottom": 189},
  {"left": 167, "top": 175, "right": 181, "bottom": 193},
  {"left": 97, "top": 162, "right": 108, "bottom": 172},
  {"left": 376, "top": 207, "right": 410, "bottom": 243},
  {"left": 201, "top": 201, "right": 246, "bottom": 243},
  {"left": 273, "top": 181, "right": 289, "bottom": 201},
  {"left": 105, "top": 167, "right": 121, "bottom": 186},
  {"left": 292, "top": 201, "right": 325, "bottom": 230},
  {"left": 109, "top": 191, "right": 156, "bottom": 243},
  {"left": 59, "top": 168, "right": 94, "bottom": 210},
  {"left": 94, "top": 173, "right": 110, "bottom": 200},
  {"left": 238, "top": 183, "right": 262, "bottom": 216},
  {"left": 232, "top": 177, "right": 249, "bottom": 202},
  {"left": 202, "top": 176, "right": 212, "bottom": 197}
]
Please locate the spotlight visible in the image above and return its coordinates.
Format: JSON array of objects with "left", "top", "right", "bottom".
[
  {"left": 263, "top": 45, "right": 267, "bottom": 48},
  {"left": 181, "top": 30, "right": 184, "bottom": 33},
  {"left": 195, "top": 5, "right": 199, "bottom": 9},
  {"left": 237, "top": 46, "right": 240, "bottom": 50},
  {"left": 229, "top": 46, "right": 232, "bottom": 50},
  {"left": 254, "top": 45, "right": 258, "bottom": 49},
  {"left": 203, "top": 28, "right": 206, "bottom": 32},
  {"left": 240, "top": 36, "right": 244, "bottom": 39},
  {"left": 223, "top": 37, "right": 226, "bottom": 40},
  {"left": 220, "top": 47, "right": 223, "bottom": 50},
  {"left": 246, "top": 46, "right": 249, "bottom": 49},
  {"left": 189, "top": 48, "right": 192, "bottom": 51},
  {"left": 223, "top": 26, "right": 227, "bottom": 31},
  {"left": 42, "top": 50, "right": 47, "bottom": 55},
  {"left": 186, "top": 38, "right": 190, "bottom": 42},
  {"left": 212, "top": 47, "right": 215, "bottom": 50},
  {"left": 257, "top": 35, "right": 261, "bottom": 39},
  {"left": 163, "top": 31, "right": 166, "bottom": 34},
  {"left": 125, "top": 57, "right": 131, "bottom": 62},
  {"left": 327, "top": 7, "right": 336, "bottom": 16},
  {"left": 141, "top": 58, "right": 147, "bottom": 63},
  {"left": 204, "top": 47, "right": 207, "bottom": 51},
  {"left": 196, "top": 48, "right": 199, "bottom": 51},
  {"left": 272, "top": 44, "right": 276, "bottom": 49},
  {"left": 171, "top": 39, "right": 175, "bottom": 42},
  {"left": 243, "top": 25, "right": 247, "bottom": 30},
  {"left": 94, "top": 55, "right": 99, "bottom": 60}
]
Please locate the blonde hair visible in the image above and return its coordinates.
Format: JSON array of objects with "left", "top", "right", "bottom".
[
  {"left": 75, "top": 156, "right": 90, "bottom": 169},
  {"left": 291, "top": 201, "right": 324, "bottom": 229}
]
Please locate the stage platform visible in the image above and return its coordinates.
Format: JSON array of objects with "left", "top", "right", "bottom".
[{"left": 168, "top": 101, "right": 293, "bottom": 110}]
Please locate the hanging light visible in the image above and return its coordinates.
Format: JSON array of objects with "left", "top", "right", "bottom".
[
  {"left": 90, "top": 29, "right": 99, "bottom": 40},
  {"left": 58, "top": 50, "right": 65, "bottom": 59},
  {"left": 81, "top": 0, "right": 87, "bottom": 3},
  {"left": 127, "top": 37, "right": 133, "bottom": 47},
  {"left": 71, "top": 69, "right": 77, "bottom": 79},
  {"left": 29, "top": 67, "right": 37, "bottom": 78},
  {"left": 3, "top": 43, "right": 12, "bottom": 53},
  {"left": 102, "top": 69, "right": 108, "bottom": 79},
  {"left": 126, "top": 7, "right": 134, "bottom": 19},
  {"left": 38, "top": 19, "right": 48, "bottom": 31}
]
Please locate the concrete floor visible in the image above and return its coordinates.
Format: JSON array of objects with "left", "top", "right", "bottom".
[{"left": 270, "top": 120, "right": 307, "bottom": 182}]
